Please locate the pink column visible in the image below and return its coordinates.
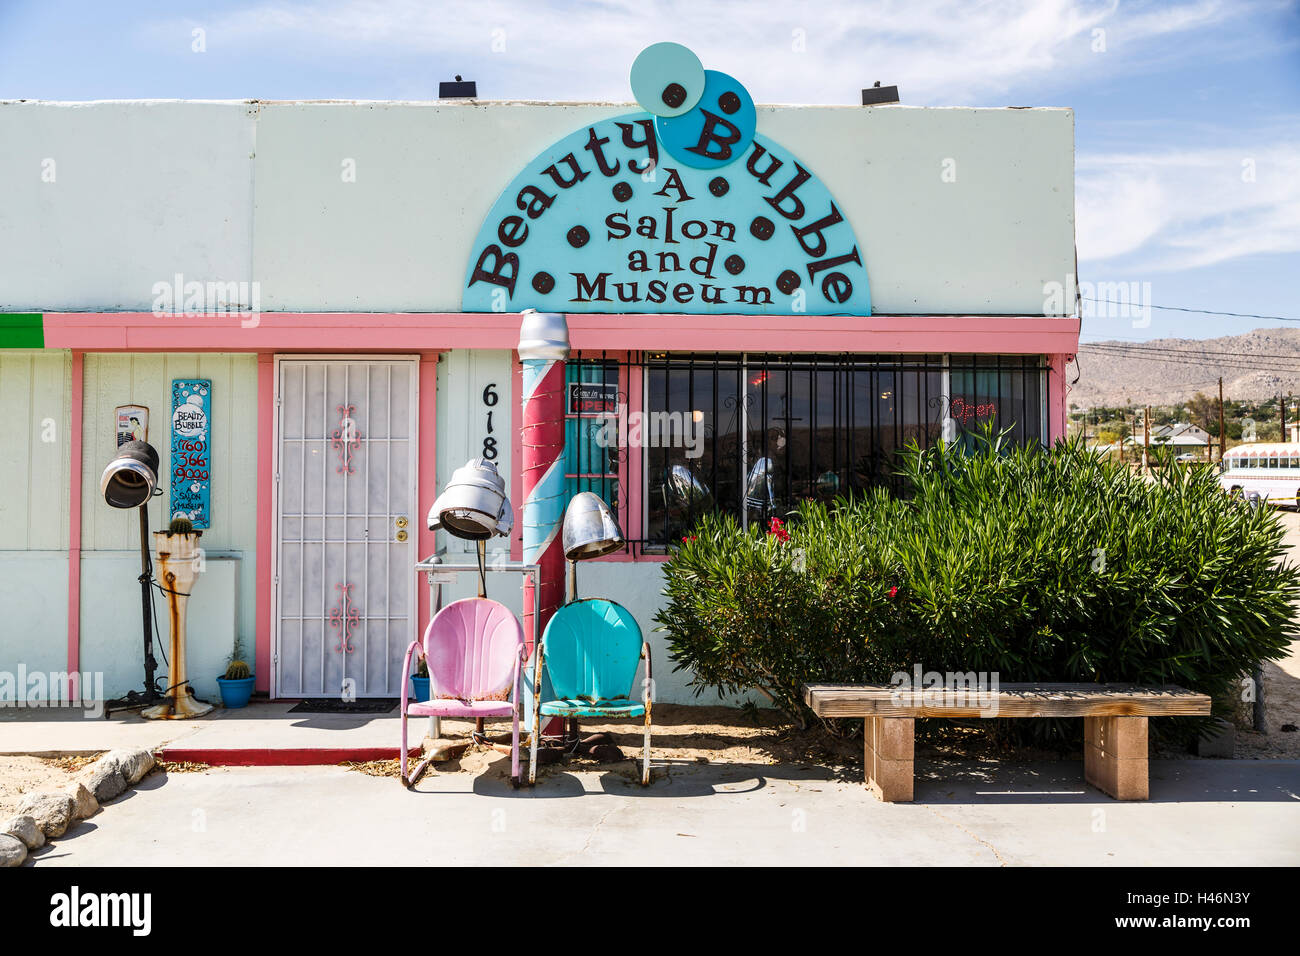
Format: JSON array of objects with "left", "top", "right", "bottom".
[
  {"left": 417, "top": 353, "right": 439, "bottom": 635},
  {"left": 1047, "top": 353, "right": 1071, "bottom": 444},
  {"left": 518, "top": 318, "right": 569, "bottom": 655},
  {"left": 255, "top": 354, "right": 274, "bottom": 693},
  {"left": 65, "top": 350, "right": 83, "bottom": 700}
]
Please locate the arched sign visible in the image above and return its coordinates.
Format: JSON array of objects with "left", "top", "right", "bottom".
[{"left": 463, "top": 43, "right": 870, "bottom": 317}]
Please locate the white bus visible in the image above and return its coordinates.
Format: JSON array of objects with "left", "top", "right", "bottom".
[{"left": 1218, "top": 443, "right": 1300, "bottom": 507}]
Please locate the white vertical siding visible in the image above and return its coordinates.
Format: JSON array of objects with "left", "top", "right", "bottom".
[
  {"left": 0, "top": 350, "right": 71, "bottom": 550},
  {"left": 77, "top": 354, "right": 259, "bottom": 696},
  {"left": 0, "top": 351, "right": 72, "bottom": 690}
]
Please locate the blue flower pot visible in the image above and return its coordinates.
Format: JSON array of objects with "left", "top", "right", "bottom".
[
  {"left": 410, "top": 675, "right": 430, "bottom": 702},
  {"left": 216, "top": 676, "right": 256, "bottom": 709}
]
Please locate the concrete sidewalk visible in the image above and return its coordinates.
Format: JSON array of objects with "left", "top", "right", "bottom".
[
  {"left": 30, "top": 757, "right": 1300, "bottom": 866},
  {"left": 0, "top": 702, "right": 410, "bottom": 758}
]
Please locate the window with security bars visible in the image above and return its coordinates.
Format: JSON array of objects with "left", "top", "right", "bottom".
[
  {"left": 642, "top": 352, "right": 1047, "bottom": 548},
  {"left": 565, "top": 359, "right": 623, "bottom": 517},
  {"left": 559, "top": 352, "right": 1048, "bottom": 552}
]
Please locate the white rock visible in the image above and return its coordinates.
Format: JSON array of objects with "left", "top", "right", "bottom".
[
  {"left": 16, "top": 791, "right": 75, "bottom": 839},
  {"left": 0, "top": 834, "right": 26, "bottom": 867},
  {"left": 63, "top": 781, "right": 100, "bottom": 820},
  {"left": 1, "top": 815, "right": 44, "bottom": 850},
  {"left": 104, "top": 748, "right": 155, "bottom": 785},
  {"left": 77, "top": 760, "right": 127, "bottom": 802}
]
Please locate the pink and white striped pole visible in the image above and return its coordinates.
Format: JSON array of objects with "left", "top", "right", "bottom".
[{"left": 518, "top": 311, "right": 569, "bottom": 733}]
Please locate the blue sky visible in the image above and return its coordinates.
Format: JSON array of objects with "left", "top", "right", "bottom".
[{"left": 1, "top": 0, "right": 1296, "bottom": 342}]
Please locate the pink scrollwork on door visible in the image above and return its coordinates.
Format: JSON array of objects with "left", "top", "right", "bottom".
[
  {"left": 328, "top": 582, "right": 360, "bottom": 654},
  {"left": 330, "top": 404, "right": 362, "bottom": 474}
]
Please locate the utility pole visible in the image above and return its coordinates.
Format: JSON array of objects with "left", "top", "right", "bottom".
[
  {"left": 1219, "top": 377, "right": 1226, "bottom": 461},
  {"left": 1143, "top": 405, "right": 1151, "bottom": 472}
]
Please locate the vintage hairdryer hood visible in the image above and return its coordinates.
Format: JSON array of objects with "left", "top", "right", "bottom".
[
  {"left": 668, "top": 464, "right": 712, "bottom": 509},
  {"left": 427, "top": 458, "right": 514, "bottom": 540},
  {"left": 101, "top": 440, "right": 160, "bottom": 510},
  {"left": 562, "top": 491, "right": 625, "bottom": 560}
]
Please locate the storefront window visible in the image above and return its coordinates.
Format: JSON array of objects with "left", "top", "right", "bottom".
[
  {"left": 947, "top": 354, "right": 1046, "bottom": 450},
  {"left": 562, "top": 353, "right": 1047, "bottom": 550},
  {"left": 565, "top": 360, "right": 623, "bottom": 515},
  {"left": 640, "top": 352, "right": 1046, "bottom": 547}
]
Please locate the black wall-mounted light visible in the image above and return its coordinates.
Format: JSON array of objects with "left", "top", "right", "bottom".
[
  {"left": 862, "top": 81, "right": 900, "bottom": 106},
  {"left": 439, "top": 74, "right": 477, "bottom": 98}
]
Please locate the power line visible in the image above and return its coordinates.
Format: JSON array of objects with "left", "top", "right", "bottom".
[
  {"left": 1078, "top": 340, "right": 1300, "bottom": 364},
  {"left": 1077, "top": 344, "right": 1300, "bottom": 376},
  {"left": 1078, "top": 341, "right": 1300, "bottom": 366},
  {"left": 1081, "top": 297, "right": 1298, "bottom": 323}
]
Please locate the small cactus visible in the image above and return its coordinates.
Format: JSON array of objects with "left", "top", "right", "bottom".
[
  {"left": 168, "top": 516, "right": 194, "bottom": 535},
  {"left": 224, "top": 660, "right": 251, "bottom": 681}
]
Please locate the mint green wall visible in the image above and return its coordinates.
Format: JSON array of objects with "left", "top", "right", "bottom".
[
  {"left": 77, "top": 354, "right": 259, "bottom": 699},
  {"left": 0, "top": 351, "right": 71, "bottom": 549},
  {"left": 0, "top": 351, "right": 72, "bottom": 692}
]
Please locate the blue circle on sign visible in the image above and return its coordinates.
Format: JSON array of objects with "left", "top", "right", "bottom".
[
  {"left": 630, "top": 42, "right": 705, "bottom": 118},
  {"left": 655, "top": 70, "right": 756, "bottom": 170}
]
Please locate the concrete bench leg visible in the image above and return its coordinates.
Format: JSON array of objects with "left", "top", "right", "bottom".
[
  {"left": 864, "top": 716, "right": 914, "bottom": 802},
  {"left": 1084, "top": 715, "right": 1148, "bottom": 800}
]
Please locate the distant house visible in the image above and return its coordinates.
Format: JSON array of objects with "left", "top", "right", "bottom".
[
  {"left": 1124, "top": 422, "right": 1211, "bottom": 451},
  {"left": 1151, "top": 423, "right": 1211, "bottom": 447}
]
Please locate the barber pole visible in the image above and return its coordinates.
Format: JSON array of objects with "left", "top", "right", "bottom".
[{"left": 518, "top": 311, "right": 569, "bottom": 733}]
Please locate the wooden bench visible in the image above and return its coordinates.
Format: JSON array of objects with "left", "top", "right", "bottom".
[{"left": 802, "top": 683, "right": 1212, "bottom": 802}]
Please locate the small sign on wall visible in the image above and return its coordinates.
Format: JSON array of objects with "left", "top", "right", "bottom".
[
  {"left": 567, "top": 381, "right": 618, "bottom": 415},
  {"left": 170, "top": 379, "right": 211, "bottom": 529},
  {"left": 114, "top": 404, "right": 149, "bottom": 447}
]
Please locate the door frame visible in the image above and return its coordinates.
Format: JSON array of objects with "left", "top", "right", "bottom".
[{"left": 269, "top": 354, "right": 421, "bottom": 699}]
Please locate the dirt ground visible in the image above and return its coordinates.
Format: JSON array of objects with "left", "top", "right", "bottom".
[
  {"left": 358, "top": 509, "right": 1300, "bottom": 777},
  {"left": 0, "top": 754, "right": 99, "bottom": 817},
  {"left": 342, "top": 704, "right": 1101, "bottom": 784}
]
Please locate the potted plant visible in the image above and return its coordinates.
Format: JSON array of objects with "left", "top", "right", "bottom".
[
  {"left": 217, "top": 636, "right": 256, "bottom": 709},
  {"left": 410, "top": 657, "right": 430, "bottom": 702}
]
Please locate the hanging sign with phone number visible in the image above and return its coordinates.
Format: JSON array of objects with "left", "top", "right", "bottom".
[{"left": 170, "top": 379, "right": 212, "bottom": 529}]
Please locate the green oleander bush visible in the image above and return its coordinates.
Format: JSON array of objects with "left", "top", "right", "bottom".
[{"left": 657, "top": 428, "right": 1299, "bottom": 748}]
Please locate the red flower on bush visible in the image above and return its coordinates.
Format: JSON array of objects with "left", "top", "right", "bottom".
[
  {"left": 888, "top": 586, "right": 899, "bottom": 598},
  {"left": 767, "top": 517, "right": 791, "bottom": 543},
  {"left": 681, "top": 535, "right": 698, "bottom": 543}
]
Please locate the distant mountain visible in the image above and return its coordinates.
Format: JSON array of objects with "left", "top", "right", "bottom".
[{"left": 1070, "top": 327, "right": 1300, "bottom": 409}]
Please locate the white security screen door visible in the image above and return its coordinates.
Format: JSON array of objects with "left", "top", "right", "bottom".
[{"left": 274, "top": 358, "right": 418, "bottom": 698}]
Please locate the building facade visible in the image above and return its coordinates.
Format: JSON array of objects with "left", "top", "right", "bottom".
[{"left": 0, "top": 49, "right": 1079, "bottom": 705}]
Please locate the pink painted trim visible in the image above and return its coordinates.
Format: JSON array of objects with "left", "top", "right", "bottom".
[
  {"left": 510, "top": 352, "right": 523, "bottom": 563},
  {"left": 417, "top": 354, "right": 438, "bottom": 638},
  {"left": 66, "top": 351, "right": 83, "bottom": 698},
  {"left": 622, "top": 353, "right": 645, "bottom": 544},
  {"left": 1048, "top": 353, "right": 1070, "bottom": 444},
  {"left": 255, "top": 355, "right": 274, "bottom": 693},
  {"left": 42, "top": 312, "right": 1081, "bottom": 355}
]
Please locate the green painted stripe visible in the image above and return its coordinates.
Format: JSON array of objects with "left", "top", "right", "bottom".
[{"left": 0, "top": 313, "right": 44, "bottom": 348}]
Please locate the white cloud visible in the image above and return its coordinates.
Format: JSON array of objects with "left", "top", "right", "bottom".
[
  {"left": 167, "top": 0, "right": 1299, "bottom": 275},
  {"left": 1077, "top": 140, "right": 1300, "bottom": 272},
  {"left": 168, "top": 0, "right": 1273, "bottom": 105}
]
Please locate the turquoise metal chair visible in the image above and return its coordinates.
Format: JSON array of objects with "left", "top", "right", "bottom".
[{"left": 528, "top": 598, "right": 652, "bottom": 786}]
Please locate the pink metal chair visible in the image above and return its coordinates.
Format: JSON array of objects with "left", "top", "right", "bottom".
[{"left": 400, "top": 597, "right": 528, "bottom": 789}]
